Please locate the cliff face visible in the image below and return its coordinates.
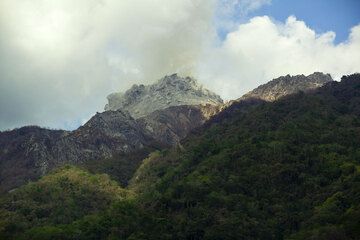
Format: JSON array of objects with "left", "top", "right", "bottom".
[
  {"left": 104, "top": 74, "right": 223, "bottom": 118},
  {"left": 0, "top": 127, "right": 65, "bottom": 192}
]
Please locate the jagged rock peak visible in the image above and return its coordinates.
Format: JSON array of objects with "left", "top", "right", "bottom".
[
  {"left": 104, "top": 74, "right": 223, "bottom": 118},
  {"left": 241, "top": 72, "right": 333, "bottom": 102}
]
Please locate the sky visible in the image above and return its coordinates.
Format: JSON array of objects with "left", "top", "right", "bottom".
[
  {"left": 247, "top": 0, "right": 360, "bottom": 43},
  {"left": 0, "top": 0, "right": 359, "bottom": 131}
]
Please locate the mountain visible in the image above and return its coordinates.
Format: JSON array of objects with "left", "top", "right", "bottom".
[
  {"left": 0, "top": 110, "right": 155, "bottom": 193},
  {"left": 0, "top": 72, "right": 333, "bottom": 194},
  {"left": 0, "top": 127, "right": 67, "bottom": 193},
  {"left": 129, "top": 73, "right": 360, "bottom": 239},
  {"left": 82, "top": 104, "right": 220, "bottom": 185},
  {"left": 214, "top": 73, "right": 333, "bottom": 122},
  {"left": 201, "top": 72, "right": 334, "bottom": 133},
  {"left": 104, "top": 74, "right": 223, "bottom": 118},
  {"left": 0, "top": 107, "right": 216, "bottom": 193},
  {"left": 241, "top": 72, "right": 333, "bottom": 102},
  {"left": 1, "top": 73, "right": 359, "bottom": 239},
  {"left": 0, "top": 75, "right": 223, "bottom": 194}
]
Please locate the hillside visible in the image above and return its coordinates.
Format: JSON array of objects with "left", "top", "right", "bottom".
[
  {"left": 0, "top": 110, "right": 159, "bottom": 193},
  {"left": 0, "top": 166, "right": 131, "bottom": 239},
  {"left": 130, "top": 73, "right": 360, "bottom": 239},
  {"left": 1, "top": 74, "right": 359, "bottom": 239}
]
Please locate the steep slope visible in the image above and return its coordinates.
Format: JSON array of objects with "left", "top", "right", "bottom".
[
  {"left": 73, "top": 105, "right": 222, "bottom": 186},
  {"left": 0, "top": 127, "right": 67, "bottom": 193},
  {"left": 104, "top": 74, "right": 223, "bottom": 118},
  {"left": 56, "top": 110, "right": 156, "bottom": 162},
  {"left": 138, "top": 104, "right": 221, "bottom": 146}
]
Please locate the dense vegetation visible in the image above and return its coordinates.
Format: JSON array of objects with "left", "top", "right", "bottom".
[
  {"left": 130, "top": 74, "right": 360, "bottom": 239},
  {"left": 1, "top": 74, "right": 360, "bottom": 239},
  {"left": 0, "top": 166, "right": 130, "bottom": 239},
  {"left": 82, "top": 149, "right": 153, "bottom": 186}
]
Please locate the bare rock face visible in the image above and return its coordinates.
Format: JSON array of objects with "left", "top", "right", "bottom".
[
  {"left": 52, "top": 110, "right": 157, "bottom": 164},
  {"left": 139, "top": 104, "right": 221, "bottom": 146},
  {"left": 104, "top": 74, "right": 223, "bottom": 118},
  {"left": 240, "top": 72, "right": 333, "bottom": 102},
  {"left": 0, "top": 127, "right": 67, "bottom": 193}
]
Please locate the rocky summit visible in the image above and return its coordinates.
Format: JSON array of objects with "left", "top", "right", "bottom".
[
  {"left": 104, "top": 73, "right": 223, "bottom": 118},
  {"left": 240, "top": 72, "right": 333, "bottom": 102}
]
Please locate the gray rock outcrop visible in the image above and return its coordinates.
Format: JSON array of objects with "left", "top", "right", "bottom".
[
  {"left": 105, "top": 74, "right": 223, "bottom": 118},
  {"left": 240, "top": 72, "right": 333, "bottom": 102}
]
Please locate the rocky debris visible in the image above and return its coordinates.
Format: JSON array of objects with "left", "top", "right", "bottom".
[
  {"left": 104, "top": 74, "right": 223, "bottom": 118},
  {"left": 240, "top": 72, "right": 333, "bottom": 102}
]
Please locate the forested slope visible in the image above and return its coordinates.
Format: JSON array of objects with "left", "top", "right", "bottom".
[{"left": 132, "top": 73, "right": 360, "bottom": 239}]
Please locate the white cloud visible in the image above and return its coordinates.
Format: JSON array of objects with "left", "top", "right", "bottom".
[
  {"left": 0, "top": 0, "right": 216, "bottom": 130},
  {"left": 197, "top": 16, "right": 360, "bottom": 100},
  {"left": 0, "top": 1, "right": 359, "bottom": 130},
  {"left": 215, "top": 0, "right": 271, "bottom": 33}
]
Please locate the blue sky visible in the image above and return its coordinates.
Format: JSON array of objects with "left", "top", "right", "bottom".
[{"left": 229, "top": 0, "right": 360, "bottom": 43}]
